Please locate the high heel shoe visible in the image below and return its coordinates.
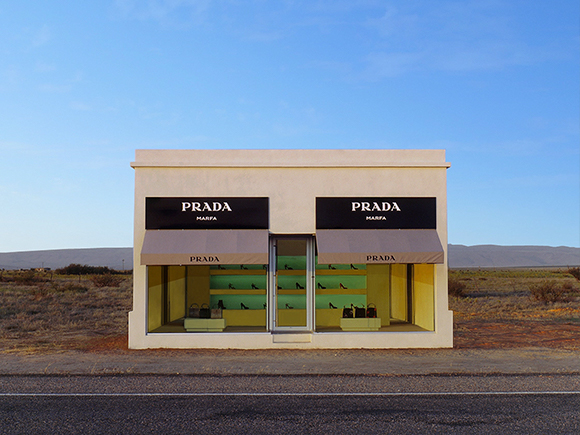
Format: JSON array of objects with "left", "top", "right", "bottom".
[
  {"left": 228, "top": 283, "right": 235, "bottom": 289},
  {"left": 217, "top": 265, "right": 225, "bottom": 270},
  {"left": 251, "top": 283, "right": 259, "bottom": 289},
  {"left": 218, "top": 300, "right": 226, "bottom": 309},
  {"left": 317, "top": 282, "right": 326, "bottom": 289},
  {"left": 328, "top": 264, "right": 336, "bottom": 270},
  {"left": 329, "top": 302, "right": 337, "bottom": 309},
  {"left": 296, "top": 282, "right": 304, "bottom": 289},
  {"left": 350, "top": 264, "right": 358, "bottom": 270},
  {"left": 240, "top": 264, "right": 248, "bottom": 269},
  {"left": 285, "top": 303, "right": 294, "bottom": 309},
  {"left": 339, "top": 283, "right": 347, "bottom": 289},
  {"left": 285, "top": 264, "right": 293, "bottom": 270},
  {"left": 263, "top": 303, "right": 267, "bottom": 309},
  {"left": 241, "top": 302, "right": 249, "bottom": 310}
]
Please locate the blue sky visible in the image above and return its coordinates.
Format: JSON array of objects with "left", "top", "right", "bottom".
[{"left": 1, "top": 0, "right": 578, "bottom": 252}]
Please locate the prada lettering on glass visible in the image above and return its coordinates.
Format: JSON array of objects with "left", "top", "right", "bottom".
[
  {"left": 146, "top": 197, "right": 269, "bottom": 229},
  {"left": 316, "top": 197, "right": 436, "bottom": 229}
]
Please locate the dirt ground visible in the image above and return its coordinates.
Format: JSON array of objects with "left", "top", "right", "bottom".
[{"left": 1, "top": 268, "right": 579, "bottom": 355}]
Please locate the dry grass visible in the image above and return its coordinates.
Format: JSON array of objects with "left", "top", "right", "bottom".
[
  {"left": 449, "top": 268, "right": 580, "bottom": 349},
  {"left": 1, "top": 268, "right": 579, "bottom": 353},
  {"left": 0, "top": 271, "right": 131, "bottom": 353}
]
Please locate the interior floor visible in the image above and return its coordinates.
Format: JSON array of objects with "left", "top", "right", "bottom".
[{"left": 149, "top": 318, "right": 428, "bottom": 333}]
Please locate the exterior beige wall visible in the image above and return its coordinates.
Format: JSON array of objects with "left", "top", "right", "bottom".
[{"left": 129, "top": 149, "right": 453, "bottom": 349}]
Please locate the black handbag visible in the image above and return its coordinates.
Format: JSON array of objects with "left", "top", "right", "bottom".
[
  {"left": 200, "top": 303, "right": 211, "bottom": 319},
  {"left": 354, "top": 305, "right": 366, "bottom": 318},
  {"left": 342, "top": 305, "right": 353, "bottom": 318},
  {"left": 189, "top": 303, "right": 200, "bottom": 318},
  {"left": 366, "top": 303, "right": 377, "bottom": 318}
]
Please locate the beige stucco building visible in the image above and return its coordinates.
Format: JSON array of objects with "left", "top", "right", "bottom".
[{"left": 129, "top": 149, "right": 453, "bottom": 349}]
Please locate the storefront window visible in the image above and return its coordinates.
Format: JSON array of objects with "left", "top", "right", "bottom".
[
  {"left": 147, "top": 264, "right": 268, "bottom": 333},
  {"left": 314, "top": 261, "right": 434, "bottom": 332}
]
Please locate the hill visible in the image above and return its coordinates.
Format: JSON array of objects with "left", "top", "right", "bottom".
[
  {"left": 448, "top": 244, "right": 579, "bottom": 268},
  {"left": 0, "top": 248, "right": 132, "bottom": 270},
  {"left": 0, "top": 245, "right": 578, "bottom": 270}
]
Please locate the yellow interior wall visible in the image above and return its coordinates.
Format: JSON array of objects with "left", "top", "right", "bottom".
[
  {"left": 390, "top": 264, "right": 407, "bottom": 321},
  {"left": 186, "top": 266, "right": 210, "bottom": 308},
  {"left": 168, "top": 266, "right": 186, "bottom": 322},
  {"left": 223, "top": 310, "right": 267, "bottom": 327},
  {"left": 278, "top": 309, "right": 307, "bottom": 327},
  {"left": 315, "top": 309, "right": 343, "bottom": 327},
  {"left": 413, "top": 264, "right": 434, "bottom": 331},
  {"left": 147, "top": 266, "right": 163, "bottom": 332},
  {"left": 366, "top": 264, "right": 390, "bottom": 326}
]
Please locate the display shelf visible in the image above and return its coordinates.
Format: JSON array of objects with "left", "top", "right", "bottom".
[
  {"left": 315, "top": 263, "right": 366, "bottom": 271},
  {"left": 210, "top": 289, "right": 266, "bottom": 295},
  {"left": 315, "top": 288, "right": 366, "bottom": 295},
  {"left": 210, "top": 269, "right": 267, "bottom": 275},
  {"left": 277, "top": 289, "right": 307, "bottom": 295},
  {"left": 276, "top": 270, "right": 306, "bottom": 276},
  {"left": 315, "top": 269, "right": 367, "bottom": 276}
]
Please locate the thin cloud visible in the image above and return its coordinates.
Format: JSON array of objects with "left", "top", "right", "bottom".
[
  {"left": 113, "top": 0, "right": 212, "bottom": 27},
  {"left": 32, "top": 25, "right": 51, "bottom": 47}
]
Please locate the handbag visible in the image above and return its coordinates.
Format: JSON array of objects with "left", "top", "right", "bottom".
[
  {"left": 366, "top": 303, "right": 377, "bottom": 318},
  {"left": 211, "top": 305, "right": 222, "bottom": 319},
  {"left": 342, "top": 305, "right": 353, "bottom": 318},
  {"left": 354, "top": 305, "right": 366, "bottom": 318},
  {"left": 200, "top": 303, "right": 211, "bottom": 319},
  {"left": 189, "top": 303, "right": 200, "bottom": 318}
]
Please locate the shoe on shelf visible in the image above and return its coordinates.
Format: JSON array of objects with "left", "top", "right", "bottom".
[
  {"left": 350, "top": 264, "right": 358, "bottom": 270},
  {"left": 317, "top": 282, "right": 326, "bottom": 289},
  {"left": 251, "top": 283, "right": 259, "bottom": 289},
  {"left": 285, "top": 303, "right": 294, "bottom": 309},
  {"left": 228, "top": 283, "right": 235, "bottom": 289},
  {"left": 241, "top": 302, "right": 249, "bottom": 310},
  {"left": 285, "top": 264, "right": 293, "bottom": 270},
  {"left": 339, "top": 283, "right": 348, "bottom": 289},
  {"left": 329, "top": 302, "right": 337, "bottom": 309},
  {"left": 328, "top": 264, "right": 336, "bottom": 270},
  {"left": 218, "top": 300, "right": 226, "bottom": 309},
  {"left": 296, "top": 282, "right": 304, "bottom": 289}
]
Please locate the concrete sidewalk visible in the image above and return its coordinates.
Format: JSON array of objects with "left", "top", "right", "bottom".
[{"left": 1, "top": 348, "right": 579, "bottom": 376}]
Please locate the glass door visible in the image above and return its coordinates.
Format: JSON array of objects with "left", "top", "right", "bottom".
[{"left": 269, "top": 236, "right": 314, "bottom": 332}]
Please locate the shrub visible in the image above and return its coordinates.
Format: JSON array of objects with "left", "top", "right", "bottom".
[
  {"left": 48, "top": 281, "right": 88, "bottom": 293},
  {"left": 567, "top": 267, "right": 580, "bottom": 281},
  {"left": 90, "top": 274, "right": 122, "bottom": 288},
  {"left": 13, "top": 270, "right": 43, "bottom": 285},
  {"left": 56, "top": 264, "right": 118, "bottom": 276},
  {"left": 448, "top": 277, "right": 467, "bottom": 298},
  {"left": 529, "top": 280, "right": 566, "bottom": 303}
]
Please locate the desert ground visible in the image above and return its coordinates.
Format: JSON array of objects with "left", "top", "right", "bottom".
[{"left": 1, "top": 267, "right": 579, "bottom": 353}]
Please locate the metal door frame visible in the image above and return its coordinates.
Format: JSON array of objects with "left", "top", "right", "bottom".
[{"left": 268, "top": 235, "right": 314, "bottom": 332}]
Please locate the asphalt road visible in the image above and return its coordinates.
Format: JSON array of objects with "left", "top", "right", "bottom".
[{"left": 1, "top": 374, "right": 579, "bottom": 434}]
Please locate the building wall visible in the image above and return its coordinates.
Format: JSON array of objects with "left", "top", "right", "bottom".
[{"left": 130, "top": 149, "right": 453, "bottom": 349}]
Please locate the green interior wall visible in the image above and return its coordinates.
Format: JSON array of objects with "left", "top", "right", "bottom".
[{"left": 413, "top": 264, "right": 435, "bottom": 331}]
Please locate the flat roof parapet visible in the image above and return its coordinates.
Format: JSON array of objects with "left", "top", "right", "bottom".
[{"left": 131, "top": 149, "right": 451, "bottom": 169}]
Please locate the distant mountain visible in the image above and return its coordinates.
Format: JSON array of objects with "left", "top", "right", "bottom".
[
  {"left": 0, "top": 245, "right": 578, "bottom": 270},
  {"left": 448, "top": 244, "right": 580, "bottom": 268},
  {"left": 0, "top": 248, "right": 132, "bottom": 270}
]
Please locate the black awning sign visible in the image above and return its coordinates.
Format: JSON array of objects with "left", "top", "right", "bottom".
[
  {"left": 146, "top": 197, "right": 269, "bottom": 230},
  {"left": 316, "top": 197, "right": 436, "bottom": 229}
]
